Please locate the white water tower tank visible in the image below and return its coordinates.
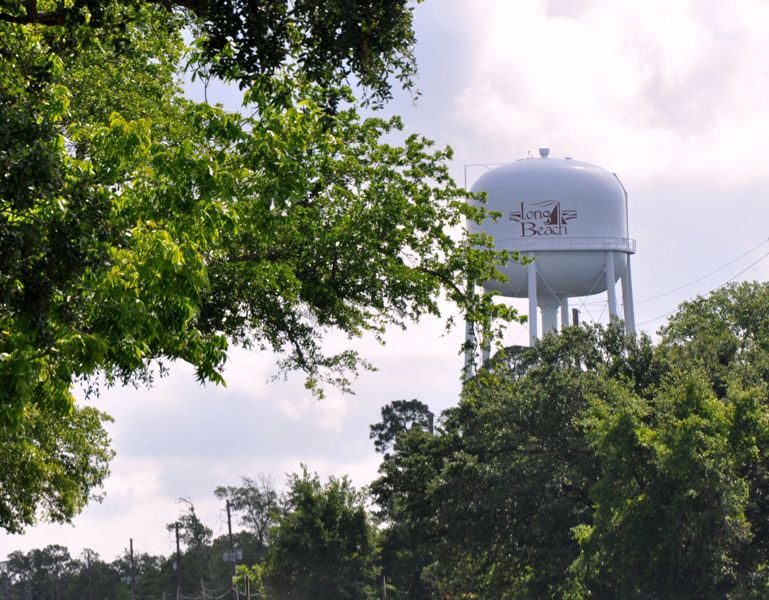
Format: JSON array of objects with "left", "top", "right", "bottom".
[{"left": 467, "top": 149, "right": 636, "bottom": 346}]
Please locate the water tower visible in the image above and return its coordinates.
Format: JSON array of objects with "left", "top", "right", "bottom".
[{"left": 466, "top": 148, "right": 636, "bottom": 358}]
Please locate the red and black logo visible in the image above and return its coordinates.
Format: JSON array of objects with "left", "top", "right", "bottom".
[{"left": 509, "top": 200, "right": 577, "bottom": 237}]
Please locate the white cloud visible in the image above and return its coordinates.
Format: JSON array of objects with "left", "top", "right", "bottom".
[{"left": 453, "top": 0, "right": 769, "bottom": 183}]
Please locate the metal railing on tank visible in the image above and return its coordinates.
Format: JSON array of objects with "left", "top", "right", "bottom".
[{"left": 496, "top": 236, "right": 636, "bottom": 253}]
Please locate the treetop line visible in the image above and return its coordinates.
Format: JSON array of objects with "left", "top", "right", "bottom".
[{"left": 7, "top": 283, "right": 769, "bottom": 597}]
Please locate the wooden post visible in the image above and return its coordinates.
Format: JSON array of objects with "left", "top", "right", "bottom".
[
  {"left": 129, "top": 539, "right": 137, "bottom": 600},
  {"left": 227, "top": 500, "right": 238, "bottom": 600},
  {"left": 175, "top": 523, "right": 182, "bottom": 600}
]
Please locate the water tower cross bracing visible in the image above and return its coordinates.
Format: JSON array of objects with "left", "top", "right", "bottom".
[{"left": 467, "top": 148, "right": 636, "bottom": 355}]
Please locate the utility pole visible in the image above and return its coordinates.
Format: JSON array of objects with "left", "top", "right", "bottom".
[
  {"left": 129, "top": 538, "right": 137, "bottom": 600},
  {"left": 175, "top": 522, "right": 182, "bottom": 600},
  {"left": 85, "top": 549, "right": 92, "bottom": 600},
  {"left": 226, "top": 499, "right": 238, "bottom": 600}
]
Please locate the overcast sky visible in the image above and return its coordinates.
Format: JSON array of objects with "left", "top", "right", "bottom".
[{"left": 4, "top": 0, "right": 769, "bottom": 560}]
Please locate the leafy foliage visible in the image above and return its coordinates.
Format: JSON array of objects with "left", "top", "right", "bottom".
[
  {"left": 265, "top": 466, "right": 376, "bottom": 599},
  {"left": 2, "top": 541, "right": 192, "bottom": 599},
  {"left": 0, "top": 468, "right": 378, "bottom": 599},
  {"left": 9, "top": 280, "right": 769, "bottom": 600},
  {"left": 194, "top": 0, "right": 422, "bottom": 106},
  {"left": 1, "top": 1, "right": 515, "bottom": 420},
  {"left": 0, "top": 0, "right": 519, "bottom": 532},
  {"left": 370, "top": 398, "right": 434, "bottom": 455},
  {"left": 215, "top": 475, "right": 280, "bottom": 548},
  {"left": 370, "top": 423, "right": 442, "bottom": 599},
  {"left": 167, "top": 498, "right": 213, "bottom": 550},
  {"left": 372, "top": 283, "right": 769, "bottom": 598},
  {"left": 0, "top": 404, "right": 113, "bottom": 533},
  {"left": 0, "top": 0, "right": 422, "bottom": 105}
]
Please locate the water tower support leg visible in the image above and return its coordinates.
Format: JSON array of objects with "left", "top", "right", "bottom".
[
  {"left": 621, "top": 255, "right": 636, "bottom": 335},
  {"left": 528, "top": 253, "right": 538, "bottom": 345},
  {"left": 560, "top": 298, "right": 569, "bottom": 328},
  {"left": 605, "top": 251, "right": 618, "bottom": 320},
  {"left": 541, "top": 301, "right": 558, "bottom": 333}
]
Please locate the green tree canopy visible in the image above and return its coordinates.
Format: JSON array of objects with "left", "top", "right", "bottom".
[
  {"left": 372, "top": 282, "right": 769, "bottom": 599},
  {"left": 265, "top": 467, "right": 376, "bottom": 599},
  {"left": 214, "top": 475, "right": 280, "bottom": 549},
  {"left": 1, "top": 0, "right": 515, "bottom": 420},
  {"left": 167, "top": 498, "right": 213, "bottom": 550},
  {"left": 0, "top": 0, "right": 421, "bottom": 105},
  {"left": 0, "top": 404, "right": 113, "bottom": 533},
  {"left": 1, "top": 0, "right": 518, "bottom": 532},
  {"left": 370, "top": 398, "right": 434, "bottom": 455}
]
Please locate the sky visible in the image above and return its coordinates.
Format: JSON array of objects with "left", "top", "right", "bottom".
[{"left": 4, "top": 0, "right": 769, "bottom": 560}]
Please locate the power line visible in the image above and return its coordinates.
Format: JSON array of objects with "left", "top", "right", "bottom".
[
  {"left": 636, "top": 237, "right": 769, "bottom": 304},
  {"left": 637, "top": 248, "right": 769, "bottom": 327},
  {"left": 636, "top": 308, "right": 677, "bottom": 327},
  {"left": 580, "top": 236, "right": 769, "bottom": 307},
  {"left": 727, "top": 249, "right": 769, "bottom": 283}
]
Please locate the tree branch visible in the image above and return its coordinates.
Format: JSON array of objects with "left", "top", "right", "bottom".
[
  {"left": 25, "top": 0, "right": 36, "bottom": 21},
  {"left": 416, "top": 265, "right": 465, "bottom": 301},
  {"left": 561, "top": 483, "right": 594, "bottom": 509},
  {"left": 144, "top": 0, "right": 212, "bottom": 16},
  {"left": 0, "top": 0, "right": 211, "bottom": 26},
  {"left": 0, "top": 8, "right": 67, "bottom": 26}
]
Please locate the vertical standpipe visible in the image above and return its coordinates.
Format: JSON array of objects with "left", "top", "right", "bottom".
[
  {"left": 540, "top": 297, "right": 559, "bottom": 333},
  {"left": 481, "top": 343, "right": 491, "bottom": 365},
  {"left": 560, "top": 298, "right": 570, "bottom": 328}
]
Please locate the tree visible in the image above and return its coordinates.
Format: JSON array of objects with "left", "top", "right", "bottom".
[
  {"left": 4, "top": 545, "right": 75, "bottom": 600},
  {"left": 166, "top": 498, "right": 216, "bottom": 594},
  {"left": 265, "top": 467, "right": 376, "bottom": 599},
  {"left": 370, "top": 423, "right": 443, "bottom": 599},
  {"left": 370, "top": 398, "right": 434, "bottom": 455},
  {"left": 0, "top": 404, "right": 113, "bottom": 533},
  {"left": 0, "top": 0, "right": 420, "bottom": 106},
  {"left": 66, "top": 549, "right": 124, "bottom": 600},
  {"left": 569, "top": 370, "right": 752, "bottom": 599},
  {"left": 372, "top": 284, "right": 769, "bottom": 598},
  {"left": 215, "top": 475, "right": 280, "bottom": 550},
  {"left": 1, "top": 0, "right": 518, "bottom": 532},
  {"left": 369, "top": 399, "right": 438, "bottom": 599},
  {"left": 0, "top": 545, "right": 173, "bottom": 600},
  {"left": 0, "top": 4, "right": 194, "bottom": 533},
  {"left": 167, "top": 498, "right": 213, "bottom": 550},
  {"left": 1, "top": 4, "right": 192, "bottom": 425}
]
